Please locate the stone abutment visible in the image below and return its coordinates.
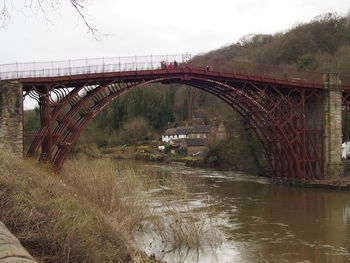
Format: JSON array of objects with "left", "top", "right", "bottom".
[
  {"left": 323, "top": 73, "right": 343, "bottom": 181},
  {"left": 0, "top": 81, "right": 23, "bottom": 155}
]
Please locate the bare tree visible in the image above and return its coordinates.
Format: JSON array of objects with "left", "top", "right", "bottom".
[
  {"left": 69, "top": 0, "right": 97, "bottom": 34},
  {"left": 0, "top": 0, "right": 97, "bottom": 35}
]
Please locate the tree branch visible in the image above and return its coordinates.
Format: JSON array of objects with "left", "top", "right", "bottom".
[
  {"left": 68, "top": 0, "right": 99, "bottom": 36},
  {"left": 0, "top": 0, "right": 99, "bottom": 36}
]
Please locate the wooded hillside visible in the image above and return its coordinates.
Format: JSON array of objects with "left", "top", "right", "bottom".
[
  {"left": 25, "top": 12, "right": 350, "bottom": 173},
  {"left": 193, "top": 12, "right": 350, "bottom": 75}
]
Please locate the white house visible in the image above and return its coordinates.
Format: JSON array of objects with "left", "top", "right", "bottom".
[
  {"left": 162, "top": 127, "right": 192, "bottom": 143},
  {"left": 162, "top": 125, "right": 213, "bottom": 143},
  {"left": 342, "top": 141, "right": 350, "bottom": 159}
]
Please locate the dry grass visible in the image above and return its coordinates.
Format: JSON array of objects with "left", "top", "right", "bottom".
[
  {"left": 145, "top": 175, "right": 222, "bottom": 251},
  {"left": 62, "top": 158, "right": 222, "bottom": 254},
  {"left": 61, "top": 158, "right": 151, "bottom": 235},
  {"left": 0, "top": 152, "right": 220, "bottom": 262},
  {"left": 0, "top": 152, "right": 155, "bottom": 263},
  {"left": 152, "top": 203, "right": 222, "bottom": 251}
]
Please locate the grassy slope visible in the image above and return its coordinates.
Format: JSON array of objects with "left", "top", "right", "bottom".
[{"left": 0, "top": 152, "right": 154, "bottom": 263}]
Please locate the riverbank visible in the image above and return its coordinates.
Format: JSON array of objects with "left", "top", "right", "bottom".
[
  {"left": 132, "top": 153, "right": 350, "bottom": 189},
  {"left": 99, "top": 146, "right": 226, "bottom": 169},
  {"left": 84, "top": 146, "right": 350, "bottom": 189},
  {"left": 0, "top": 152, "right": 163, "bottom": 263},
  {"left": 272, "top": 178, "right": 350, "bottom": 190},
  {"left": 98, "top": 146, "right": 206, "bottom": 167}
]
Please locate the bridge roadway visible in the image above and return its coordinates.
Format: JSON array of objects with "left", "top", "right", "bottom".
[
  {"left": 0, "top": 54, "right": 349, "bottom": 90},
  {"left": 15, "top": 67, "right": 337, "bottom": 90}
]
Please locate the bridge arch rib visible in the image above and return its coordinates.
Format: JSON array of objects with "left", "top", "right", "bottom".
[{"left": 23, "top": 70, "right": 324, "bottom": 181}]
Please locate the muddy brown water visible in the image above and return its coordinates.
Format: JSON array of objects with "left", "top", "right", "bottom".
[{"left": 131, "top": 162, "right": 350, "bottom": 263}]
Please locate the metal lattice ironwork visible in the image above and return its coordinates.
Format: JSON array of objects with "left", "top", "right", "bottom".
[{"left": 18, "top": 66, "right": 328, "bottom": 181}]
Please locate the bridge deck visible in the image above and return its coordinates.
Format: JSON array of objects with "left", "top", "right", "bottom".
[
  {"left": 1, "top": 55, "right": 349, "bottom": 90},
  {"left": 18, "top": 68, "right": 328, "bottom": 91}
]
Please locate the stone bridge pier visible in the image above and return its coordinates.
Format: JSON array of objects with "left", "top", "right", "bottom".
[
  {"left": 0, "top": 81, "right": 23, "bottom": 155},
  {"left": 323, "top": 73, "right": 343, "bottom": 181}
]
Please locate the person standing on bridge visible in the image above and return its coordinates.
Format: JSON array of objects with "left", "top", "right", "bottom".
[
  {"left": 174, "top": 60, "right": 178, "bottom": 68},
  {"left": 167, "top": 62, "right": 174, "bottom": 70},
  {"left": 161, "top": 61, "right": 167, "bottom": 70}
]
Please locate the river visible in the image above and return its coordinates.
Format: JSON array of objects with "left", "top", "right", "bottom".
[{"left": 132, "top": 162, "right": 350, "bottom": 263}]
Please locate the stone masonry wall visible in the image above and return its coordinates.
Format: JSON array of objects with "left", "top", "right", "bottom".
[
  {"left": 323, "top": 73, "right": 343, "bottom": 181},
  {"left": 0, "top": 81, "right": 23, "bottom": 155},
  {"left": 0, "top": 221, "right": 37, "bottom": 263}
]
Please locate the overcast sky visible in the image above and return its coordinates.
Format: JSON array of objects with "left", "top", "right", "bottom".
[{"left": 1, "top": 0, "right": 350, "bottom": 64}]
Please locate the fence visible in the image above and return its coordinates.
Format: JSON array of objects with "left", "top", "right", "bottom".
[
  {"left": 0, "top": 54, "right": 192, "bottom": 80},
  {"left": 1, "top": 54, "right": 346, "bottom": 86}
]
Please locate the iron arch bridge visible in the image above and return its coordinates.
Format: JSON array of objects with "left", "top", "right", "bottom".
[{"left": 1, "top": 54, "right": 349, "bottom": 182}]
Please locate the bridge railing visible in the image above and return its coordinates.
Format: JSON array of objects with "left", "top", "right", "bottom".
[
  {"left": 0, "top": 54, "right": 192, "bottom": 80},
  {"left": 189, "top": 54, "right": 326, "bottom": 85},
  {"left": 2, "top": 54, "right": 347, "bottom": 86}
]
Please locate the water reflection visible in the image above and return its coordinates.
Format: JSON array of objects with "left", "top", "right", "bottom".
[{"left": 133, "top": 162, "right": 350, "bottom": 263}]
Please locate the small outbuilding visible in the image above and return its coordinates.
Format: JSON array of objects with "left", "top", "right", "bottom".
[{"left": 183, "top": 138, "right": 208, "bottom": 156}]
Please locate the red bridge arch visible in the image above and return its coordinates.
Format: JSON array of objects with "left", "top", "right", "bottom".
[{"left": 19, "top": 67, "right": 329, "bottom": 181}]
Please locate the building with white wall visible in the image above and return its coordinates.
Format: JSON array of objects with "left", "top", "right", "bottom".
[
  {"left": 162, "top": 125, "right": 213, "bottom": 143},
  {"left": 162, "top": 127, "right": 192, "bottom": 143}
]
